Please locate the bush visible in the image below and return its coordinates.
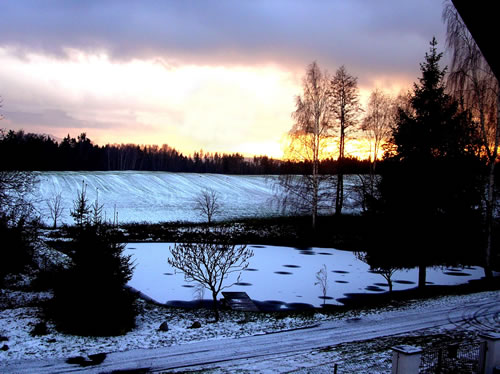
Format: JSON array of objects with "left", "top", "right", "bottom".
[{"left": 0, "top": 216, "right": 36, "bottom": 286}]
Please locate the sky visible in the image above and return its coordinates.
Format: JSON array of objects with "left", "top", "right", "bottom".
[{"left": 0, "top": 0, "right": 448, "bottom": 159}]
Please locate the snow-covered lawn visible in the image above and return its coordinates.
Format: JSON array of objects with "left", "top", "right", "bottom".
[
  {"left": 0, "top": 290, "right": 322, "bottom": 362},
  {"left": 1, "top": 288, "right": 496, "bottom": 372}
]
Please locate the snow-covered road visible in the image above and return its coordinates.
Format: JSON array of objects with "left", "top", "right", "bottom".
[{"left": 3, "top": 291, "right": 498, "bottom": 373}]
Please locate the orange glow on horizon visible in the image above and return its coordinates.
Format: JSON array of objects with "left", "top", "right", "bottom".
[
  {"left": 1, "top": 48, "right": 410, "bottom": 161},
  {"left": 281, "top": 133, "right": 382, "bottom": 162}
]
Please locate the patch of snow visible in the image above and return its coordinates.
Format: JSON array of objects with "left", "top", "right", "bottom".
[{"left": 33, "top": 243, "right": 72, "bottom": 271}]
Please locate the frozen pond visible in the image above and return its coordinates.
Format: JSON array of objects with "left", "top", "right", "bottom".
[{"left": 125, "top": 243, "right": 484, "bottom": 309}]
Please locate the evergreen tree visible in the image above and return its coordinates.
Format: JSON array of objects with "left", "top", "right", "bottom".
[
  {"left": 49, "top": 193, "right": 136, "bottom": 336},
  {"left": 379, "top": 38, "right": 483, "bottom": 288},
  {"left": 70, "top": 181, "right": 90, "bottom": 227}
]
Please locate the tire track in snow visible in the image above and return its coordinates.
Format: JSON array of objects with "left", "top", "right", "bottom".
[{"left": 3, "top": 293, "right": 498, "bottom": 373}]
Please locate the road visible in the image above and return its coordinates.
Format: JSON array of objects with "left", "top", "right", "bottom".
[{"left": 2, "top": 293, "right": 499, "bottom": 373}]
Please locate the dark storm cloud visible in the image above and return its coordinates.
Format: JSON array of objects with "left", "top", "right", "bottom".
[{"left": 1, "top": 0, "right": 446, "bottom": 75}]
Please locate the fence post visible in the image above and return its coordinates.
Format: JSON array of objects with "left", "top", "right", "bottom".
[
  {"left": 391, "top": 345, "right": 422, "bottom": 374},
  {"left": 479, "top": 332, "right": 500, "bottom": 374}
]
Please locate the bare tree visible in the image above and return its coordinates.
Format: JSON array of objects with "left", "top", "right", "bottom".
[
  {"left": 278, "top": 61, "right": 333, "bottom": 229},
  {"left": 314, "top": 264, "right": 329, "bottom": 306},
  {"left": 46, "top": 191, "right": 64, "bottom": 229},
  {"left": 168, "top": 228, "right": 254, "bottom": 321},
  {"left": 357, "top": 89, "right": 396, "bottom": 208},
  {"left": 443, "top": 2, "right": 499, "bottom": 278},
  {"left": 362, "top": 89, "right": 395, "bottom": 172},
  {"left": 194, "top": 188, "right": 221, "bottom": 224},
  {"left": 0, "top": 169, "right": 38, "bottom": 226},
  {"left": 330, "top": 66, "right": 362, "bottom": 215},
  {"left": 0, "top": 129, "right": 38, "bottom": 223}
]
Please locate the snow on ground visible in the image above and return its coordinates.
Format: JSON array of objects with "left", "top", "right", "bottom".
[
  {"left": 32, "top": 171, "right": 361, "bottom": 225},
  {"left": 126, "top": 243, "right": 485, "bottom": 308},
  {"left": 33, "top": 171, "right": 281, "bottom": 225},
  {"left": 1, "top": 288, "right": 497, "bottom": 371},
  {"left": 0, "top": 291, "right": 321, "bottom": 362}
]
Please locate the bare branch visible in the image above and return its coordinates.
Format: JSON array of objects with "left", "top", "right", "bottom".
[{"left": 168, "top": 227, "right": 254, "bottom": 321}]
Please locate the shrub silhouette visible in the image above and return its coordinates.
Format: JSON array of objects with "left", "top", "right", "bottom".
[
  {"left": 48, "top": 186, "right": 136, "bottom": 336},
  {"left": 49, "top": 223, "right": 136, "bottom": 336}
]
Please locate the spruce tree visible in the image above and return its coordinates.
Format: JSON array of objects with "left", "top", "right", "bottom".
[
  {"left": 379, "top": 38, "right": 483, "bottom": 288},
  {"left": 49, "top": 192, "right": 136, "bottom": 336}
]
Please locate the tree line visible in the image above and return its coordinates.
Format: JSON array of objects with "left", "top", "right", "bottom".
[{"left": 0, "top": 129, "right": 370, "bottom": 175}]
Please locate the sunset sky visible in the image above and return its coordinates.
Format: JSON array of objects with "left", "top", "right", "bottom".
[{"left": 1, "top": 1, "right": 448, "bottom": 159}]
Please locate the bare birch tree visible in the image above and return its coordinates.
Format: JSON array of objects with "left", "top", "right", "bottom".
[
  {"left": 330, "top": 66, "right": 362, "bottom": 215},
  {"left": 362, "top": 89, "right": 395, "bottom": 171},
  {"left": 168, "top": 229, "right": 253, "bottom": 321},
  {"left": 443, "top": 2, "right": 499, "bottom": 278},
  {"left": 359, "top": 89, "right": 396, "bottom": 204},
  {"left": 278, "top": 61, "right": 333, "bottom": 228}
]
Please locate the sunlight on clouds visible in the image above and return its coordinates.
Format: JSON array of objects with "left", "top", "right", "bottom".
[
  {"left": 0, "top": 48, "right": 299, "bottom": 157},
  {"left": 0, "top": 47, "right": 412, "bottom": 159},
  {"left": 230, "top": 141, "right": 284, "bottom": 158}
]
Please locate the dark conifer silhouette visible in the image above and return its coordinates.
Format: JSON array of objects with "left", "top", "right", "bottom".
[
  {"left": 0, "top": 129, "right": 370, "bottom": 175},
  {"left": 379, "top": 38, "right": 483, "bottom": 288},
  {"left": 49, "top": 192, "right": 136, "bottom": 336}
]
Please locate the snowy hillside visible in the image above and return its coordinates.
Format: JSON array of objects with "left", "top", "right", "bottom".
[{"left": 33, "top": 171, "right": 281, "bottom": 225}]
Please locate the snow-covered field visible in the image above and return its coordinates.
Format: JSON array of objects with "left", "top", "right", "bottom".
[
  {"left": 32, "top": 171, "right": 360, "bottom": 225},
  {"left": 33, "top": 171, "right": 280, "bottom": 225}
]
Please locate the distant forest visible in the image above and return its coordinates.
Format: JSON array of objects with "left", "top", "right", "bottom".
[{"left": 0, "top": 130, "right": 370, "bottom": 175}]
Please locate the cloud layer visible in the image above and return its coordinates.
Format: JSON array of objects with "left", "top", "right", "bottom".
[
  {"left": 2, "top": 1, "right": 446, "bottom": 70},
  {"left": 0, "top": 1, "right": 449, "bottom": 157}
]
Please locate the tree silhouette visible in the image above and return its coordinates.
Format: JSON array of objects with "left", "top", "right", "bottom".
[
  {"left": 330, "top": 66, "right": 362, "bottom": 215},
  {"left": 168, "top": 228, "right": 253, "bottom": 321},
  {"left": 49, "top": 190, "right": 136, "bottom": 336},
  {"left": 443, "top": 2, "right": 499, "bottom": 278},
  {"left": 279, "top": 62, "right": 334, "bottom": 228},
  {"left": 380, "top": 38, "right": 483, "bottom": 288},
  {"left": 194, "top": 188, "right": 221, "bottom": 224},
  {"left": 46, "top": 191, "right": 64, "bottom": 229}
]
